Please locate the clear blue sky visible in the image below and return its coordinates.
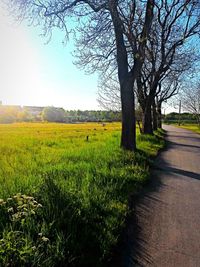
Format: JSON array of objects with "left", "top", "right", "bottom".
[
  {"left": 0, "top": 5, "right": 180, "bottom": 113},
  {"left": 0, "top": 5, "right": 99, "bottom": 110}
]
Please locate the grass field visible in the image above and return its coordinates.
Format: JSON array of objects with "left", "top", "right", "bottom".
[
  {"left": 0, "top": 122, "right": 164, "bottom": 266},
  {"left": 178, "top": 124, "right": 200, "bottom": 134}
]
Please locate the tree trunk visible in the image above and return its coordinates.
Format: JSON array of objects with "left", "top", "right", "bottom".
[
  {"left": 120, "top": 80, "right": 136, "bottom": 151},
  {"left": 196, "top": 114, "right": 200, "bottom": 128},
  {"left": 157, "top": 103, "right": 162, "bottom": 128},
  {"left": 142, "top": 103, "right": 153, "bottom": 134},
  {"left": 109, "top": 0, "right": 154, "bottom": 151},
  {"left": 152, "top": 101, "right": 158, "bottom": 131}
]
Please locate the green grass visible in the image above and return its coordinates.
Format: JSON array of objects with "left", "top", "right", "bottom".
[
  {"left": 178, "top": 124, "right": 200, "bottom": 134},
  {"left": 0, "top": 122, "right": 164, "bottom": 266}
]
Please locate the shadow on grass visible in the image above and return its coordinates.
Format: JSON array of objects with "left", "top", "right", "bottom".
[
  {"left": 108, "top": 131, "right": 167, "bottom": 267},
  {"left": 108, "top": 169, "right": 165, "bottom": 267}
]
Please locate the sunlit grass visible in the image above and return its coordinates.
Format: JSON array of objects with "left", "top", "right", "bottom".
[
  {"left": 178, "top": 124, "right": 200, "bottom": 134},
  {"left": 0, "top": 122, "right": 120, "bottom": 197},
  {"left": 0, "top": 122, "right": 164, "bottom": 266}
]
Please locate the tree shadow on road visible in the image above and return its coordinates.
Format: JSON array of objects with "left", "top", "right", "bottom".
[
  {"left": 155, "top": 165, "right": 200, "bottom": 181},
  {"left": 166, "top": 134, "right": 200, "bottom": 142},
  {"left": 168, "top": 140, "right": 200, "bottom": 150},
  {"left": 110, "top": 129, "right": 200, "bottom": 267},
  {"left": 109, "top": 169, "right": 167, "bottom": 267}
]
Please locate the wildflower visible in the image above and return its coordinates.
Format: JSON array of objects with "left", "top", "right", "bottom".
[
  {"left": 7, "top": 207, "right": 14, "bottom": 213},
  {"left": 38, "top": 233, "right": 43, "bottom": 237},
  {"left": 12, "top": 213, "right": 19, "bottom": 221},
  {"left": 26, "top": 196, "right": 34, "bottom": 201},
  {"left": 41, "top": 236, "right": 49, "bottom": 242},
  {"left": 30, "top": 210, "right": 35, "bottom": 215},
  {"left": 37, "top": 204, "right": 42, "bottom": 208},
  {"left": 17, "top": 200, "right": 23, "bottom": 206},
  {"left": 0, "top": 199, "right": 4, "bottom": 205},
  {"left": 7, "top": 198, "right": 13, "bottom": 202}
]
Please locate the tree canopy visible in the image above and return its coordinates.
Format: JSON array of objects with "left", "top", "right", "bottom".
[{"left": 8, "top": 0, "right": 200, "bottom": 149}]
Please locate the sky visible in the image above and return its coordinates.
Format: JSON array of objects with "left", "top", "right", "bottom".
[
  {"left": 0, "top": 4, "right": 179, "bottom": 113},
  {"left": 0, "top": 5, "right": 100, "bottom": 110}
]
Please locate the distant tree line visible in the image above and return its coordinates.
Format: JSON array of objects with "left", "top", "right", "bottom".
[
  {"left": 0, "top": 106, "right": 34, "bottom": 124},
  {"left": 0, "top": 105, "right": 121, "bottom": 124},
  {"left": 7, "top": 0, "right": 200, "bottom": 150},
  {"left": 42, "top": 107, "right": 121, "bottom": 122},
  {"left": 181, "top": 82, "right": 200, "bottom": 126},
  {"left": 163, "top": 112, "right": 198, "bottom": 125}
]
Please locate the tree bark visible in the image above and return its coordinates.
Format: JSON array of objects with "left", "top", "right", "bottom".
[
  {"left": 152, "top": 100, "right": 158, "bottom": 131},
  {"left": 120, "top": 79, "right": 136, "bottom": 150},
  {"left": 109, "top": 1, "right": 136, "bottom": 151},
  {"left": 157, "top": 102, "right": 162, "bottom": 128},
  {"left": 142, "top": 102, "right": 153, "bottom": 134},
  {"left": 196, "top": 114, "right": 200, "bottom": 127},
  {"left": 109, "top": 0, "right": 154, "bottom": 150}
]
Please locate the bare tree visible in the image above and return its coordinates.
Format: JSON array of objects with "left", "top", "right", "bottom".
[
  {"left": 97, "top": 73, "right": 121, "bottom": 111},
  {"left": 155, "top": 75, "right": 180, "bottom": 129},
  {"left": 97, "top": 0, "right": 200, "bottom": 135},
  {"left": 155, "top": 49, "right": 199, "bottom": 129},
  {"left": 8, "top": 0, "right": 155, "bottom": 151},
  {"left": 182, "top": 82, "right": 200, "bottom": 126},
  {"left": 136, "top": 0, "right": 200, "bottom": 134}
]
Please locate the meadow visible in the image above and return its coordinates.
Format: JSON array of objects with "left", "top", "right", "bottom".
[
  {"left": 178, "top": 124, "right": 200, "bottom": 134},
  {"left": 0, "top": 122, "right": 164, "bottom": 266}
]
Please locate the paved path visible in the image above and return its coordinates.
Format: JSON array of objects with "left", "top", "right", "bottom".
[{"left": 123, "top": 125, "right": 200, "bottom": 267}]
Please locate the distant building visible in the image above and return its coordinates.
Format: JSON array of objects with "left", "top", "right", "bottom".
[{"left": 23, "top": 106, "right": 44, "bottom": 116}]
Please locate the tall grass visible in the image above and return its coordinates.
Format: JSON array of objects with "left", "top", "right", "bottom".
[
  {"left": 178, "top": 124, "right": 200, "bottom": 134},
  {"left": 0, "top": 122, "right": 164, "bottom": 266}
]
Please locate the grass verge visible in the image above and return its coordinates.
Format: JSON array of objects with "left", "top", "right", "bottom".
[{"left": 178, "top": 124, "right": 200, "bottom": 134}]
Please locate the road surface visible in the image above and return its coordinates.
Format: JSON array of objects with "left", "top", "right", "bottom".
[{"left": 122, "top": 125, "right": 200, "bottom": 267}]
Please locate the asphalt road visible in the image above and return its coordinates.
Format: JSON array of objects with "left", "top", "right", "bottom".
[{"left": 122, "top": 125, "right": 200, "bottom": 267}]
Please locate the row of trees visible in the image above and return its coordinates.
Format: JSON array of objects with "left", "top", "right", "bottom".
[
  {"left": 9, "top": 0, "right": 200, "bottom": 150},
  {"left": 164, "top": 112, "right": 198, "bottom": 124},
  {"left": 97, "top": 0, "right": 200, "bottom": 133},
  {"left": 182, "top": 82, "right": 200, "bottom": 126},
  {"left": 42, "top": 107, "right": 121, "bottom": 122},
  {"left": 0, "top": 106, "right": 121, "bottom": 123},
  {"left": 162, "top": 81, "right": 200, "bottom": 126},
  {"left": 0, "top": 106, "right": 33, "bottom": 124}
]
